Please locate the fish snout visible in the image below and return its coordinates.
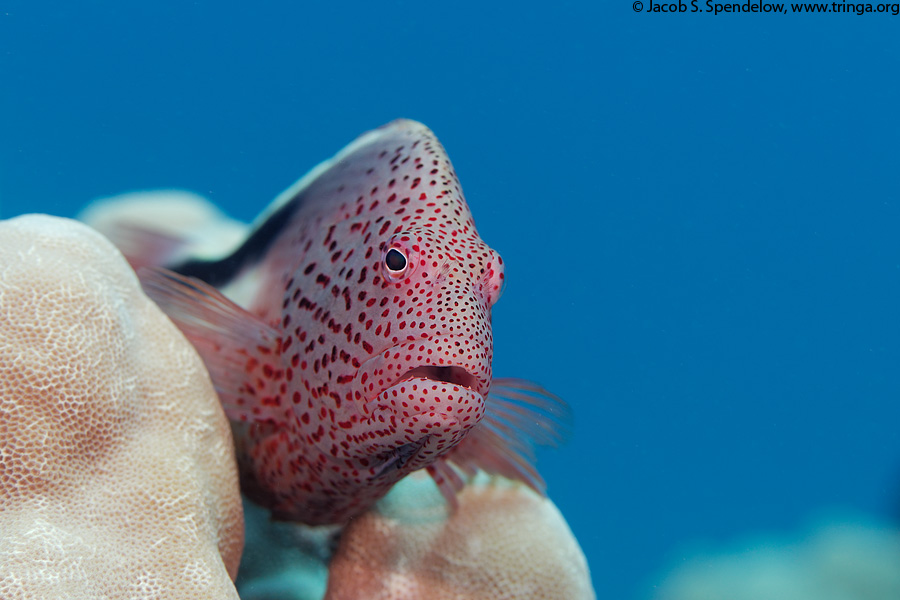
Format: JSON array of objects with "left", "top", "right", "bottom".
[
  {"left": 405, "top": 332, "right": 491, "bottom": 397},
  {"left": 484, "top": 249, "right": 506, "bottom": 306},
  {"left": 357, "top": 333, "right": 492, "bottom": 412}
]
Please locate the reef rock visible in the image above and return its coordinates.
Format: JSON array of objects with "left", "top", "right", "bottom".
[
  {"left": 78, "top": 189, "right": 248, "bottom": 269},
  {"left": 324, "top": 471, "right": 595, "bottom": 600},
  {"left": 0, "top": 215, "right": 243, "bottom": 599},
  {"left": 650, "top": 515, "right": 900, "bottom": 600}
]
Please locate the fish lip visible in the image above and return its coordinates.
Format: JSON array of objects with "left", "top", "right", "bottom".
[
  {"left": 356, "top": 334, "right": 491, "bottom": 404},
  {"left": 394, "top": 365, "right": 480, "bottom": 391},
  {"left": 374, "top": 366, "right": 485, "bottom": 424}
]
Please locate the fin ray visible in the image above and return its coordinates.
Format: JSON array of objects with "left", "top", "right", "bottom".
[
  {"left": 139, "top": 267, "right": 288, "bottom": 426},
  {"left": 426, "top": 459, "right": 464, "bottom": 511},
  {"left": 443, "top": 378, "right": 572, "bottom": 495},
  {"left": 106, "top": 223, "right": 189, "bottom": 271}
]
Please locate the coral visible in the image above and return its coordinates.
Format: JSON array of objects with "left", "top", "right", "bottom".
[
  {"left": 0, "top": 215, "right": 244, "bottom": 599},
  {"left": 324, "top": 472, "right": 595, "bottom": 600},
  {"left": 78, "top": 189, "right": 248, "bottom": 269},
  {"left": 650, "top": 515, "right": 900, "bottom": 600}
]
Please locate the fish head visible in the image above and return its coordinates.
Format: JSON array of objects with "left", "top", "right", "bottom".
[
  {"left": 351, "top": 222, "right": 505, "bottom": 470},
  {"left": 279, "top": 120, "right": 505, "bottom": 486}
]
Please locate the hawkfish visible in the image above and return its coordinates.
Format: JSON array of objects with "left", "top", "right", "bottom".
[{"left": 137, "top": 120, "right": 568, "bottom": 525}]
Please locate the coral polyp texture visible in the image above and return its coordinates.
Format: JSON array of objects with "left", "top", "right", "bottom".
[
  {"left": 324, "top": 472, "right": 595, "bottom": 600},
  {"left": 0, "top": 215, "right": 244, "bottom": 599}
]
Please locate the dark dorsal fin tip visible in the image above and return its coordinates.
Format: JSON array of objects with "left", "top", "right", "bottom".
[{"left": 169, "top": 190, "right": 306, "bottom": 287}]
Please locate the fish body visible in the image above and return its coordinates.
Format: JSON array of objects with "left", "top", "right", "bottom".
[{"left": 140, "top": 120, "right": 566, "bottom": 525}]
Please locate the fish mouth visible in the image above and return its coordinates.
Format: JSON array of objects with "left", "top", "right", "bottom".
[
  {"left": 356, "top": 334, "right": 490, "bottom": 405},
  {"left": 395, "top": 365, "right": 480, "bottom": 391}
]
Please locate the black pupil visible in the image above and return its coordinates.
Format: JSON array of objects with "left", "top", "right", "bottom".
[{"left": 385, "top": 248, "right": 407, "bottom": 272}]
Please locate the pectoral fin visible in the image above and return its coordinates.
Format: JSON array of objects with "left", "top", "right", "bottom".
[
  {"left": 139, "top": 267, "right": 290, "bottom": 427},
  {"left": 429, "top": 378, "right": 572, "bottom": 506}
]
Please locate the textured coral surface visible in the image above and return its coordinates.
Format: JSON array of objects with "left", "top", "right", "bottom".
[
  {"left": 0, "top": 215, "right": 244, "bottom": 599},
  {"left": 325, "top": 472, "right": 595, "bottom": 600}
]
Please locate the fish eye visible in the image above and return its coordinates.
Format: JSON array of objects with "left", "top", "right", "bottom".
[
  {"left": 384, "top": 248, "right": 408, "bottom": 274},
  {"left": 381, "top": 235, "right": 417, "bottom": 282}
]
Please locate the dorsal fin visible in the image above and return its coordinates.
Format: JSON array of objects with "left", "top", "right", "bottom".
[{"left": 169, "top": 191, "right": 305, "bottom": 287}]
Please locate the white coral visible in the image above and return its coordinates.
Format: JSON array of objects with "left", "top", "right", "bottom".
[{"left": 0, "top": 215, "right": 244, "bottom": 600}]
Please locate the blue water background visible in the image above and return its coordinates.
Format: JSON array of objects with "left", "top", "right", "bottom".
[{"left": 2, "top": 2, "right": 899, "bottom": 597}]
